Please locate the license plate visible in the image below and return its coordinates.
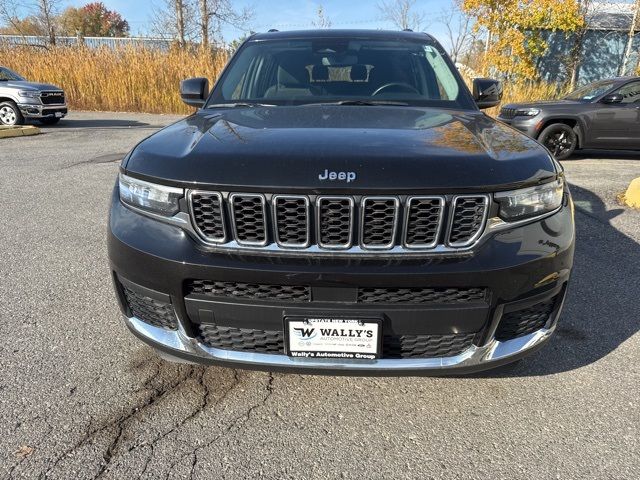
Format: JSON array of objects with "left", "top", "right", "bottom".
[
  {"left": 54, "top": 112, "right": 63, "bottom": 118},
  {"left": 286, "top": 317, "right": 381, "bottom": 360}
]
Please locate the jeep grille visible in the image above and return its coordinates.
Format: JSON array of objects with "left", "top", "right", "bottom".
[{"left": 188, "top": 191, "right": 490, "bottom": 254}]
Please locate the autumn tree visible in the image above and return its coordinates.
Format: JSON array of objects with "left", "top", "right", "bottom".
[
  {"left": 59, "top": 2, "right": 129, "bottom": 37},
  {"left": 462, "top": 0, "right": 584, "bottom": 80}
]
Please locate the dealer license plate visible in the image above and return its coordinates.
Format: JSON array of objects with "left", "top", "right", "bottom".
[{"left": 286, "top": 317, "right": 381, "bottom": 360}]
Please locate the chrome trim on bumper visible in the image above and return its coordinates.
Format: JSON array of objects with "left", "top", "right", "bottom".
[
  {"left": 17, "top": 103, "right": 68, "bottom": 118},
  {"left": 124, "top": 314, "right": 558, "bottom": 373}
]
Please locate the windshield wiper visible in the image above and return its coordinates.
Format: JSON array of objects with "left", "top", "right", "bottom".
[
  {"left": 307, "top": 100, "right": 410, "bottom": 107},
  {"left": 206, "top": 102, "right": 276, "bottom": 109}
]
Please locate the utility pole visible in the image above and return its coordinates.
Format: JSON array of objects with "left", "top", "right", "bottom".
[{"left": 620, "top": 0, "right": 640, "bottom": 76}]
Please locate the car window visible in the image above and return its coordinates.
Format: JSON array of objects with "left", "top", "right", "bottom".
[
  {"left": 565, "top": 80, "right": 617, "bottom": 101},
  {"left": 0, "top": 67, "right": 25, "bottom": 81},
  {"left": 209, "top": 38, "right": 469, "bottom": 108},
  {"left": 614, "top": 81, "right": 640, "bottom": 104}
]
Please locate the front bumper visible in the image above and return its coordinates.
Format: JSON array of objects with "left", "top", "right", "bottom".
[
  {"left": 18, "top": 103, "right": 68, "bottom": 119},
  {"left": 497, "top": 116, "right": 540, "bottom": 139},
  {"left": 108, "top": 190, "right": 575, "bottom": 375}
]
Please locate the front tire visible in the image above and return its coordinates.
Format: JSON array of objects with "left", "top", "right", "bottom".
[
  {"left": 0, "top": 101, "right": 24, "bottom": 126},
  {"left": 538, "top": 123, "right": 577, "bottom": 160},
  {"left": 39, "top": 117, "right": 61, "bottom": 125}
]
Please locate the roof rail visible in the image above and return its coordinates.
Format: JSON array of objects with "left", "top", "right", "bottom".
[
  {"left": 267, "top": 29, "right": 279, "bottom": 33},
  {"left": 403, "top": 28, "right": 413, "bottom": 32}
]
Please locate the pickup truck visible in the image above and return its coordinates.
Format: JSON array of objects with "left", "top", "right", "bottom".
[{"left": 0, "top": 66, "right": 67, "bottom": 125}]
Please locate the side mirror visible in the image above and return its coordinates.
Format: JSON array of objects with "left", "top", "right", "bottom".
[
  {"left": 601, "top": 93, "right": 623, "bottom": 104},
  {"left": 473, "top": 78, "right": 503, "bottom": 109},
  {"left": 180, "top": 77, "right": 209, "bottom": 108}
]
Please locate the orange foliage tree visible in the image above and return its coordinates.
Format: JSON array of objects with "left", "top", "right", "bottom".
[{"left": 462, "top": 0, "right": 584, "bottom": 80}]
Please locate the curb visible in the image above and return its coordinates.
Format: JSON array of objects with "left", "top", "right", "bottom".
[
  {"left": 623, "top": 178, "right": 640, "bottom": 209},
  {"left": 0, "top": 125, "right": 41, "bottom": 139}
]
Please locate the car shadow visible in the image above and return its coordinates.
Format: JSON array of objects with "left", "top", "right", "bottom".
[
  {"left": 476, "top": 182, "right": 639, "bottom": 378},
  {"left": 569, "top": 149, "right": 640, "bottom": 160},
  {"left": 28, "top": 118, "right": 155, "bottom": 129}
]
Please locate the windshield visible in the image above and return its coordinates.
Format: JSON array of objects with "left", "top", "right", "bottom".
[
  {"left": 564, "top": 80, "right": 617, "bottom": 101},
  {"left": 207, "top": 37, "right": 470, "bottom": 108},
  {"left": 0, "top": 67, "right": 25, "bottom": 81}
]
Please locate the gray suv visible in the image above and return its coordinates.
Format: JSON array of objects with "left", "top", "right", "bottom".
[
  {"left": 0, "top": 66, "right": 68, "bottom": 126},
  {"left": 498, "top": 76, "right": 640, "bottom": 159}
]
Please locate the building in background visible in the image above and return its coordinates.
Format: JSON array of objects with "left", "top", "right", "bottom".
[{"left": 539, "top": 2, "right": 639, "bottom": 85}]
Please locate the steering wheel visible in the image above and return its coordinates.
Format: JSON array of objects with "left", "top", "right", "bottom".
[{"left": 372, "top": 82, "right": 420, "bottom": 96}]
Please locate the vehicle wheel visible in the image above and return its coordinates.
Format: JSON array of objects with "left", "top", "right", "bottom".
[
  {"left": 39, "top": 117, "right": 61, "bottom": 125},
  {"left": 538, "top": 123, "right": 577, "bottom": 160},
  {"left": 0, "top": 101, "right": 24, "bottom": 126}
]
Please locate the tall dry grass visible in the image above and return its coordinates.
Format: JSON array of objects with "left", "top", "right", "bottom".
[
  {"left": 0, "top": 45, "right": 229, "bottom": 114},
  {"left": 0, "top": 44, "right": 568, "bottom": 115}
]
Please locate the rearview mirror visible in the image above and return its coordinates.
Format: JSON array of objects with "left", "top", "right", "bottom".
[
  {"left": 473, "top": 78, "right": 503, "bottom": 110},
  {"left": 180, "top": 77, "right": 209, "bottom": 108},
  {"left": 601, "top": 93, "right": 623, "bottom": 104}
]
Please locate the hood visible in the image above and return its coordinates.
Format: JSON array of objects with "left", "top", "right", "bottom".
[
  {"left": 2, "top": 81, "right": 63, "bottom": 91},
  {"left": 502, "top": 99, "right": 581, "bottom": 110},
  {"left": 125, "top": 105, "right": 557, "bottom": 193}
]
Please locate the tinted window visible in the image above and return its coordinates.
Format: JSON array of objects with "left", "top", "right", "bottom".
[
  {"left": 209, "top": 38, "right": 468, "bottom": 108},
  {"left": 565, "top": 80, "right": 616, "bottom": 101},
  {"left": 614, "top": 81, "right": 640, "bottom": 104}
]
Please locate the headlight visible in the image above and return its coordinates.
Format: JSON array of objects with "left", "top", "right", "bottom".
[
  {"left": 118, "top": 173, "right": 183, "bottom": 216},
  {"left": 516, "top": 108, "right": 540, "bottom": 117},
  {"left": 18, "top": 90, "right": 40, "bottom": 98},
  {"left": 494, "top": 179, "right": 564, "bottom": 221}
]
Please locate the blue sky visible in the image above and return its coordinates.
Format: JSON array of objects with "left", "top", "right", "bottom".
[{"left": 63, "top": 0, "right": 455, "bottom": 43}]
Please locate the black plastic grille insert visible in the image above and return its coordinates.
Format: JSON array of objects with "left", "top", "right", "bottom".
[
  {"left": 274, "top": 196, "right": 309, "bottom": 246},
  {"left": 191, "top": 192, "right": 225, "bottom": 241},
  {"left": 358, "top": 287, "right": 487, "bottom": 304},
  {"left": 198, "top": 324, "right": 476, "bottom": 358},
  {"left": 231, "top": 194, "right": 267, "bottom": 244},
  {"left": 404, "top": 197, "right": 443, "bottom": 247},
  {"left": 495, "top": 297, "right": 557, "bottom": 341},
  {"left": 187, "top": 280, "right": 311, "bottom": 303},
  {"left": 122, "top": 286, "right": 177, "bottom": 330},
  {"left": 448, "top": 196, "right": 488, "bottom": 246},
  {"left": 318, "top": 197, "right": 353, "bottom": 247},
  {"left": 362, "top": 198, "right": 398, "bottom": 247}
]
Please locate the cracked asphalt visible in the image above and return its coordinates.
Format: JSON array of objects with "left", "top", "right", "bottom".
[{"left": 1, "top": 112, "right": 639, "bottom": 479}]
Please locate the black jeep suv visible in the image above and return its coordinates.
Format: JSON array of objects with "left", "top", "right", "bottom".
[{"left": 108, "top": 30, "right": 575, "bottom": 375}]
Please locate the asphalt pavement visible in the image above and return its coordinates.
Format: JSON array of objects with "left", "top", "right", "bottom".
[{"left": 1, "top": 112, "right": 638, "bottom": 479}]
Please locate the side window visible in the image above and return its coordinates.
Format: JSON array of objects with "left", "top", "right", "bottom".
[{"left": 615, "top": 82, "right": 640, "bottom": 104}]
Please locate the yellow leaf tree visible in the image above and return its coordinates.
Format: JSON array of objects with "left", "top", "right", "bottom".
[{"left": 462, "top": 0, "right": 584, "bottom": 80}]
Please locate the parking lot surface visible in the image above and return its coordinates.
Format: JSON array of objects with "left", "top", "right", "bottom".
[{"left": 1, "top": 112, "right": 639, "bottom": 479}]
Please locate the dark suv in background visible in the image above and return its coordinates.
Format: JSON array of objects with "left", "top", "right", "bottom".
[
  {"left": 499, "top": 76, "right": 640, "bottom": 159},
  {"left": 108, "top": 30, "right": 575, "bottom": 375}
]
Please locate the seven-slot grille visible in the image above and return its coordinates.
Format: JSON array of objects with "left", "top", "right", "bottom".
[
  {"left": 188, "top": 192, "right": 490, "bottom": 253},
  {"left": 499, "top": 107, "right": 517, "bottom": 119}
]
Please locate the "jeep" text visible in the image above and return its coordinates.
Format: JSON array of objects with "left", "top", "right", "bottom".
[{"left": 318, "top": 169, "right": 357, "bottom": 183}]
